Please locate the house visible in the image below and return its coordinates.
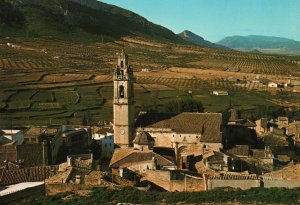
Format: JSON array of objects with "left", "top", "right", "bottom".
[
  {"left": 263, "top": 130, "right": 289, "bottom": 147},
  {"left": 284, "top": 121, "right": 300, "bottom": 136},
  {"left": 92, "top": 127, "right": 114, "bottom": 159},
  {"left": 22, "top": 127, "right": 62, "bottom": 165},
  {"left": 277, "top": 116, "right": 289, "bottom": 126},
  {"left": 60, "top": 126, "right": 88, "bottom": 155},
  {"left": 1, "top": 129, "right": 23, "bottom": 145},
  {"left": 203, "top": 151, "right": 229, "bottom": 171},
  {"left": 255, "top": 118, "right": 269, "bottom": 134},
  {"left": 268, "top": 82, "right": 278, "bottom": 88},
  {"left": 0, "top": 140, "right": 18, "bottom": 165},
  {"left": 224, "top": 116, "right": 258, "bottom": 149},
  {"left": 250, "top": 147, "right": 273, "bottom": 165},
  {"left": 110, "top": 134, "right": 176, "bottom": 179},
  {"left": 226, "top": 145, "right": 250, "bottom": 158},
  {"left": 212, "top": 90, "right": 229, "bottom": 95}
]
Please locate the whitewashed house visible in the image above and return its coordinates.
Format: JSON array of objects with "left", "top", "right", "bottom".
[{"left": 92, "top": 127, "right": 114, "bottom": 159}]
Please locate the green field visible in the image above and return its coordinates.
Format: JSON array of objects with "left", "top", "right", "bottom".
[{"left": 0, "top": 77, "right": 292, "bottom": 127}]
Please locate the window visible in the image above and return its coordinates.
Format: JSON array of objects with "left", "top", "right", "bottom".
[
  {"left": 119, "top": 85, "right": 124, "bottom": 98},
  {"left": 121, "top": 60, "right": 124, "bottom": 68}
]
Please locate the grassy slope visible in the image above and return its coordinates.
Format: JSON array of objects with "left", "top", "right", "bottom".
[{"left": 17, "top": 187, "right": 300, "bottom": 205}]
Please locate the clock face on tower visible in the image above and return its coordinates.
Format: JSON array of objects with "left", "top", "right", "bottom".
[{"left": 120, "top": 129, "right": 125, "bottom": 135}]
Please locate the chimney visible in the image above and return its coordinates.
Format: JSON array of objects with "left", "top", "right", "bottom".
[{"left": 151, "top": 157, "right": 157, "bottom": 170}]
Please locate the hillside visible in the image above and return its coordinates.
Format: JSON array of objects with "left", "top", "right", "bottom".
[
  {"left": 0, "top": 0, "right": 182, "bottom": 42},
  {"left": 178, "top": 30, "right": 227, "bottom": 49},
  {"left": 1, "top": 0, "right": 300, "bottom": 127},
  {"left": 217, "top": 35, "right": 300, "bottom": 55}
]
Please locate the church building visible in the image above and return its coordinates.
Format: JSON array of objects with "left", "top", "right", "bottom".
[{"left": 111, "top": 51, "right": 223, "bottom": 172}]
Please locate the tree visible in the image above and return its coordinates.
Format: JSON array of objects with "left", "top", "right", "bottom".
[{"left": 163, "top": 98, "right": 204, "bottom": 113}]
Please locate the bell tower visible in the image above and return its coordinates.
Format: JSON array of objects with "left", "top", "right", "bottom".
[{"left": 113, "top": 50, "right": 135, "bottom": 147}]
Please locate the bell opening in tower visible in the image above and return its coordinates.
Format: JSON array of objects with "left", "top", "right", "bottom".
[{"left": 119, "top": 85, "right": 124, "bottom": 98}]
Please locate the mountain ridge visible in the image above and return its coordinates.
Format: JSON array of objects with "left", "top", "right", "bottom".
[
  {"left": 217, "top": 35, "right": 300, "bottom": 55},
  {"left": 0, "top": 0, "right": 183, "bottom": 42},
  {"left": 178, "top": 30, "right": 227, "bottom": 49}
]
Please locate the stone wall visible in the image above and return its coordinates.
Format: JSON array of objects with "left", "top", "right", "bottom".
[
  {"left": 207, "top": 179, "right": 260, "bottom": 190},
  {"left": 142, "top": 170, "right": 205, "bottom": 192},
  {"left": 263, "top": 180, "right": 300, "bottom": 188}
]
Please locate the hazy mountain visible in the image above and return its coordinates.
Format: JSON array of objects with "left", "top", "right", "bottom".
[
  {"left": 0, "top": 0, "right": 182, "bottom": 42},
  {"left": 178, "top": 30, "right": 227, "bottom": 49},
  {"left": 217, "top": 35, "right": 300, "bottom": 55}
]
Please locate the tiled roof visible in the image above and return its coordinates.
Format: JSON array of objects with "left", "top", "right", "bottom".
[
  {"left": 110, "top": 148, "right": 174, "bottom": 168},
  {"left": 0, "top": 137, "right": 14, "bottom": 145},
  {"left": 96, "top": 127, "right": 113, "bottom": 135},
  {"left": 23, "top": 127, "right": 45, "bottom": 137},
  {"left": 250, "top": 149, "right": 272, "bottom": 158},
  {"left": 135, "top": 112, "right": 222, "bottom": 143},
  {"left": 109, "top": 148, "right": 134, "bottom": 167},
  {"left": 227, "top": 145, "right": 249, "bottom": 157},
  {"left": 133, "top": 131, "right": 154, "bottom": 145},
  {"left": 0, "top": 166, "right": 58, "bottom": 186}
]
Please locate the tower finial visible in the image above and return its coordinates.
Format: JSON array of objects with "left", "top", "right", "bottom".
[{"left": 121, "top": 44, "right": 125, "bottom": 55}]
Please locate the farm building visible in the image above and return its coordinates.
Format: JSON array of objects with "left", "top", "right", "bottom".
[
  {"left": 268, "top": 82, "right": 278, "bottom": 88},
  {"left": 212, "top": 90, "right": 229, "bottom": 95}
]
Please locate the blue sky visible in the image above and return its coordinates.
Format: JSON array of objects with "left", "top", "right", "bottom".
[{"left": 100, "top": 0, "right": 300, "bottom": 42}]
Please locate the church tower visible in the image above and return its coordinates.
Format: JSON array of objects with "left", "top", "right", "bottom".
[{"left": 113, "top": 50, "right": 135, "bottom": 147}]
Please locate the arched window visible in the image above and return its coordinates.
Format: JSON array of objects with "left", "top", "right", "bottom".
[{"left": 119, "top": 85, "right": 124, "bottom": 98}]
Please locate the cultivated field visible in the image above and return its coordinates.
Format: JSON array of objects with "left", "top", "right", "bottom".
[{"left": 1, "top": 36, "right": 300, "bottom": 127}]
